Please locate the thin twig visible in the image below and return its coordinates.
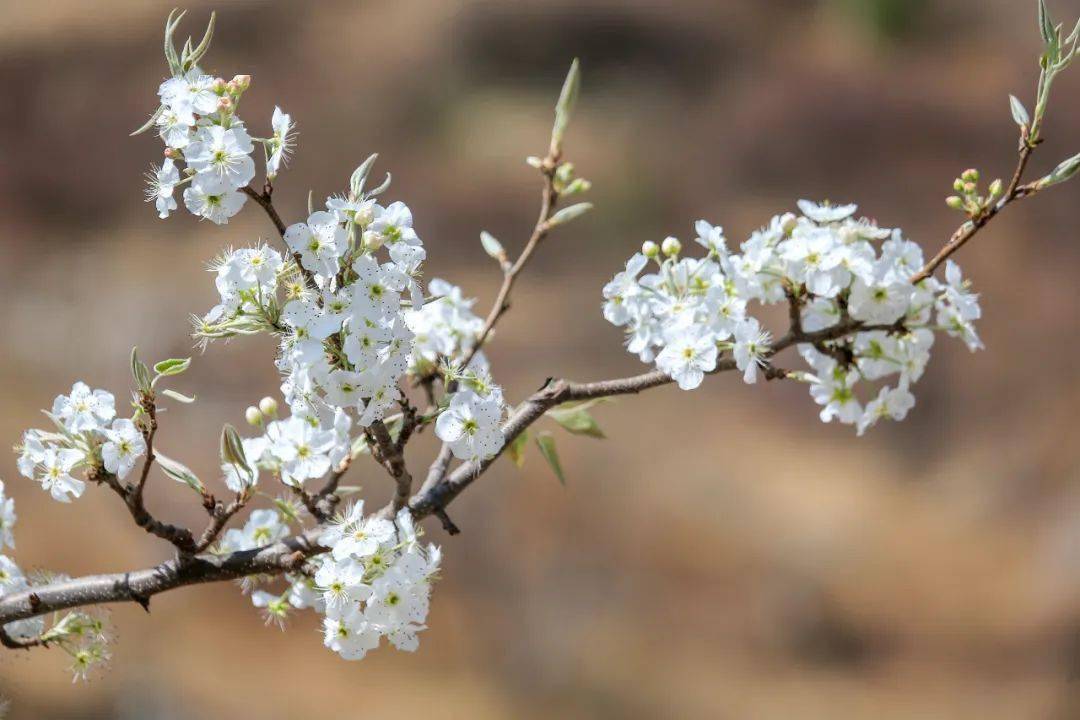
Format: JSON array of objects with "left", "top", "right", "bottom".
[
  {"left": 910, "top": 132, "right": 1041, "bottom": 284},
  {"left": 458, "top": 155, "right": 562, "bottom": 371}
]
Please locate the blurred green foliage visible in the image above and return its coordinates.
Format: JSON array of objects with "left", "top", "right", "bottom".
[{"left": 835, "top": 0, "right": 929, "bottom": 40}]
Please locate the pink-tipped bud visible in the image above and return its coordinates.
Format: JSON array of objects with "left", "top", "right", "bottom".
[
  {"left": 231, "top": 74, "right": 251, "bottom": 91},
  {"left": 212, "top": 77, "right": 227, "bottom": 93},
  {"left": 217, "top": 96, "right": 233, "bottom": 112}
]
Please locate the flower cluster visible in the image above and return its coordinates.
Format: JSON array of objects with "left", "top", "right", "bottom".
[
  {"left": 405, "top": 279, "right": 486, "bottom": 374},
  {"left": 405, "top": 279, "right": 508, "bottom": 461},
  {"left": 141, "top": 38, "right": 294, "bottom": 223},
  {"left": 603, "top": 201, "right": 982, "bottom": 433},
  {"left": 240, "top": 503, "right": 440, "bottom": 660},
  {"left": 16, "top": 382, "right": 146, "bottom": 502}
]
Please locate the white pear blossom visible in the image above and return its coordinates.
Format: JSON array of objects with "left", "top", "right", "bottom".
[
  {"left": 185, "top": 125, "right": 257, "bottom": 188},
  {"left": 732, "top": 318, "right": 772, "bottom": 385},
  {"left": 145, "top": 159, "right": 180, "bottom": 219},
  {"left": 52, "top": 382, "right": 115, "bottom": 433},
  {"left": 0, "top": 481, "right": 16, "bottom": 550},
  {"left": 37, "top": 448, "right": 86, "bottom": 503},
  {"left": 183, "top": 174, "right": 247, "bottom": 224},
  {"left": 435, "top": 389, "right": 505, "bottom": 461},
  {"left": 266, "top": 106, "right": 296, "bottom": 178},
  {"left": 656, "top": 330, "right": 718, "bottom": 390},
  {"left": 101, "top": 419, "right": 147, "bottom": 480},
  {"left": 284, "top": 211, "right": 346, "bottom": 278},
  {"left": 857, "top": 383, "right": 916, "bottom": 436}
]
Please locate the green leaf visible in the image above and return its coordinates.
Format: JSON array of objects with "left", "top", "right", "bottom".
[
  {"left": 546, "top": 403, "right": 605, "bottom": 439},
  {"left": 1036, "top": 151, "right": 1080, "bottom": 188},
  {"left": 1009, "top": 94, "right": 1030, "bottom": 127},
  {"left": 183, "top": 11, "right": 216, "bottom": 71},
  {"left": 367, "top": 172, "right": 392, "bottom": 198},
  {"left": 153, "top": 357, "right": 191, "bottom": 377},
  {"left": 163, "top": 9, "right": 186, "bottom": 75},
  {"left": 535, "top": 432, "right": 565, "bottom": 485},
  {"left": 550, "top": 58, "right": 581, "bottom": 154},
  {"left": 161, "top": 389, "right": 196, "bottom": 404},
  {"left": 349, "top": 153, "right": 379, "bottom": 198},
  {"left": 1039, "top": 0, "right": 1056, "bottom": 47},
  {"left": 547, "top": 202, "right": 593, "bottom": 228},
  {"left": 130, "top": 347, "right": 152, "bottom": 392},
  {"left": 130, "top": 105, "right": 164, "bottom": 136},
  {"left": 507, "top": 431, "right": 529, "bottom": 468},
  {"left": 220, "top": 424, "right": 250, "bottom": 474},
  {"left": 156, "top": 451, "right": 204, "bottom": 493}
]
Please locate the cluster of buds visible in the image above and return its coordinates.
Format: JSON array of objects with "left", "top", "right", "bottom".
[{"left": 945, "top": 169, "right": 1003, "bottom": 217}]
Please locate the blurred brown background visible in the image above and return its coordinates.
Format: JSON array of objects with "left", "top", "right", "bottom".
[{"left": 1, "top": 0, "right": 1079, "bottom": 718}]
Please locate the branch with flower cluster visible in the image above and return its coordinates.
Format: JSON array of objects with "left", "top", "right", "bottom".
[{"left": 1, "top": 2, "right": 1078, "bottom": 681}]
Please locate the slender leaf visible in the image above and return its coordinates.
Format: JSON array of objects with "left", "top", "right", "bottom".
[
  {"left": 161, "top": 389, "right": 196, "bottom": 404},
  {"left": 508, "top": 431, "right": 529, "bottom": 468},
  {"left": 547, "top": 202, "right": 593, "bottom": 228},
  {"left": 153, "top": 357, "right": 191, "bottom": 377},
  {"left": 156, "top": 451, "right": 204, "bottom": 493},
  {"left": 535, "top": 432, "right": 565, "bottom": 485},
  {"left": 1009, "top": 94, "right": 1030, "bottom": 127},
  {"left": 546, "top": 405, "right": 605, "bottom": 438}
]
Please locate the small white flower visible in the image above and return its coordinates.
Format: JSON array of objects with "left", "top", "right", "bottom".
[
  {"left": 145, "top": 159, "right": 180, "bottom": 219},
  {"left": 733, "top": 318, "right": 772, "bottom": 385},
  {"left": 435, "top": 389, "right": 505, "bottom": 461},
  {"left": 0, "top": 481, "right": 16, "bottom": 550},
  {"left": 656, "top": 330, "right": 718, "bottom": 391},
  {"left": 856, "top": 384, "right": 915, "bottom": 436},
  {"left": 158, "top": 69, "right": 220, "bottom": 116},
  {"left": 101, "top": 419, "right": 147, "bottom": 480},
  {"left": 848, "top": 277, "right": 911, "bottom": 325},
  {"left": 52, "top": 382, "right": 115, "bottom": 433},
  {"left": 37, "top": 448, "right": 85, "bottom": 502},
  {"left": 284, "top": 211, "right": 346, "bottom": 278},
  {"left": 810, "top": 369, "right": 862, "bottom": 424},
  {"left": 185, "top": 125, "right": 256, "bottom": 189},
  {"left": 266, "top": 106, "right": 296, "bottom": 178},
  {"left": 183, "top": 173, "right": 247, "bottom": 224}
]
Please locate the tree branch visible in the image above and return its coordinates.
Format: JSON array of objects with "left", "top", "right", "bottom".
[
  {"left": 0, "top": 530, "right": 324, "bottom": 626},
  {"left": 910, "top": 131, "right": 1041, "bottom": 284}
]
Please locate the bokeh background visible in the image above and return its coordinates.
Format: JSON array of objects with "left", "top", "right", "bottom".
[{"left": 1, "top": 0, "right": 1079, "bottom": 717}]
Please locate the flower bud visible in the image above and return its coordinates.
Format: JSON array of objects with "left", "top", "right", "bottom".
[
  {"left": 231, "top": 74, "right": 251, "bottom": 91},
  {"left": 661, "top": 236, "right": 682, "bottom": 257},
  {"left": 945, "top": 195, "right": 965, "bottom": 210},
  {"left": 953, "top": 178, "right": 966, "bottom": 193},
  {"left": 217, "top": 96, "right": 233, "bottom": 113},
  {"left": 641, "top": 240, "right": 660, "bottom": 258},
  {"left": 961, "top": 168, "right": 979, "bottom": 183},
  {"left": 988, "top": 178, "right": 1003, "bottom": 197},
  {"left": 780, "top": 213, "right": 798, "bottom": 235},
  {"left": 245, "top": 406, "right": 263, "bottom": 426},
  {"left": 354, "top": 205, "right": 375, "bottom": 228},
  {"left": 362, "top": 230, "right": 384, "bottom": 251},
  {"left": 962, "top": 182, "right": 976, "bottom": 194},
  {"left": 226, "top": 80, "right": 241, "bottom": 95},
  {"left": 164, "top": 147, "right": 178, "bottom": 159},
  {"left": 564, "top": 178, "right": 591, "bottom": 195},
  {"left": 212, "top": 77, "right": 227, "bottom": 94},
  {"left": 259, "top": 396, "right": 278, "bottom": 417}
]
